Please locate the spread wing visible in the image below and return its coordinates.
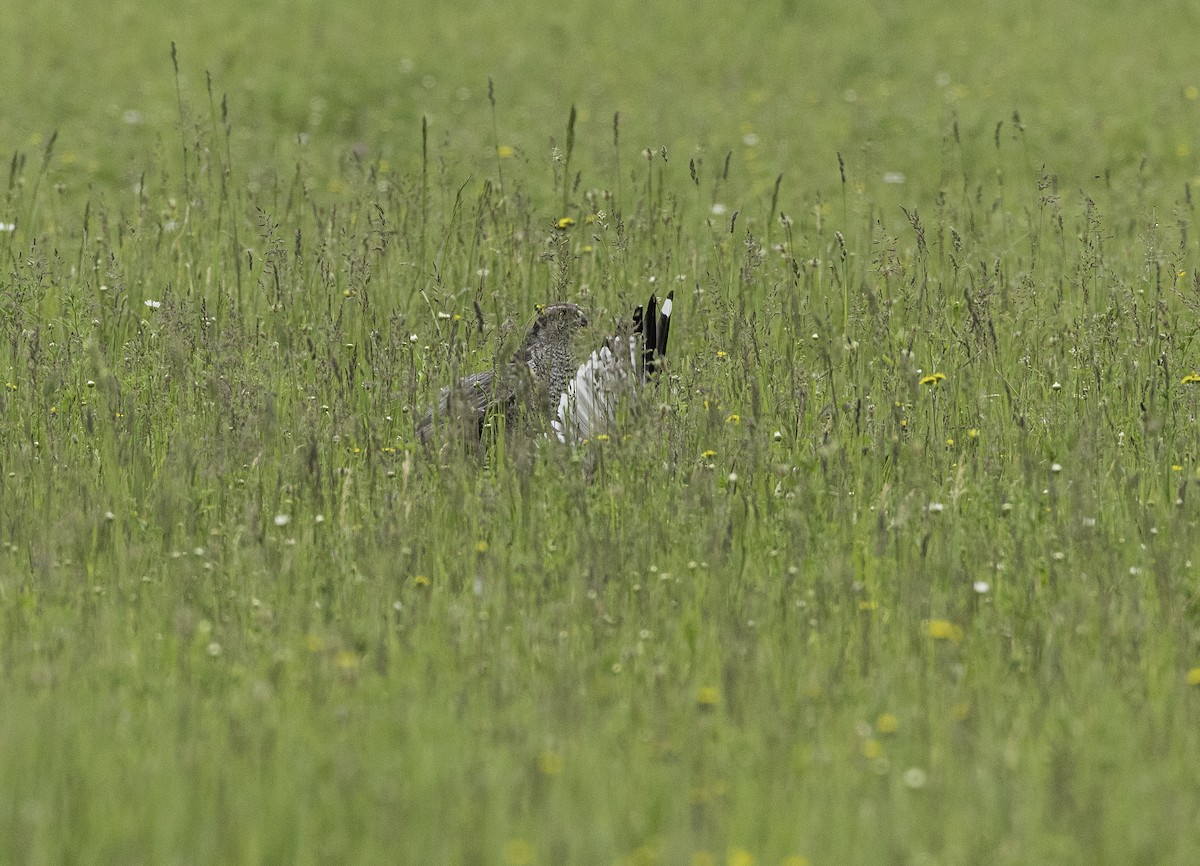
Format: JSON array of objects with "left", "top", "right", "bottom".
[{"left": 553, "top": 291, "right": 673, "bottom": 443}]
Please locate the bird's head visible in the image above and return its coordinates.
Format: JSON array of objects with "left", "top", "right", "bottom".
[{"left": 527, "top": 302, "right": 589, "bottom": 345}]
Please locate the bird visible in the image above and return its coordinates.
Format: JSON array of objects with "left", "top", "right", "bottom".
[{"left": 416, "top": 292, "right": 673, "bottom": 447}]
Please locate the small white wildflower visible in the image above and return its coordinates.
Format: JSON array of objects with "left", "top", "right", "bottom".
[
  {"left": 144, "top": 299, "right": 161, "bottom": 309},
  {"left": 122, "top": 109, "right": 143, "bottom": 125},
  {"left": 1051, "top": 381, "right": 1062, "bottom": 391},
  {"left": 742, "top": 132, "right": 760, "bottom": 147},
  {"left": 273, "top": 514, "right": 291, "bottom": 527},
  {"left": 902, "top": 767, "right": 928, "bottom": 789},
  {"left": 928, "top": 502, "right": 945, "bottom": 513},
  {"left": 206, "top": 642, "right": 222, "bottom": 657},
  {"left": 711, "top": 203, "right": 728, "bottom": 216},
  {"left": 0, "top": 222, "right": 15, "bottom": 232},
  {"left": 973, "top": 580, "right": 990, "bottom": 594},
  {"left": 883, "top": 171, "right": 906, "bottom": 184},
  {"left": 1050, "top": 463, "right": 1062, "bottom": 473},
  {"left": 727, "top": 472, "right": 738, "bottom": 483}
]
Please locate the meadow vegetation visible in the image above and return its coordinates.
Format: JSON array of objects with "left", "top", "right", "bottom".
[{"left": 3, "top": 0, "right": 1200, "bottom": 863}]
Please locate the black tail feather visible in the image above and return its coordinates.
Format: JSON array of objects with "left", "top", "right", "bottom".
[
  {"left": 656, "top": 290, "right": 673, "bottom": 359},
  {"left": 643, "top": 294, "right": 658, "bottom": 376},
  {"left": 632, "top": 291, "right": 673, "bottom": 379}
]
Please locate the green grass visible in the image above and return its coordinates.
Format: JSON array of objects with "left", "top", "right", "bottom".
[{"left": 4, "top": 0, "right": 1200, "bottom": 863}]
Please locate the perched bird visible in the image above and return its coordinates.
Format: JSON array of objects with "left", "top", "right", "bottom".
[{"left": 417, "top": 293, "right": 673, "bottom": 447}]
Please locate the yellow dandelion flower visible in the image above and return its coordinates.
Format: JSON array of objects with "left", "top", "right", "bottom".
[
  {"left": 919, "top": 372, "right": 946, "bottom": 386},
  {"left": 925, "top": 618, "right": 964, "bottom": 642},
  {"left": 5, "top": 382, "right": 16, "bottom": 391},
  {"left": 335, "top": 650, "right": 358, "bottom": 670},
  {"left": 875, "top": 712, "right": 899, "bottom": 734},
  {"left": 412, "top": 575, "right": 431, "bottom": 588},
  {"left": 701, "top": 449, "right": 718, "bottom": 459},
  {"left": 727, "top": 848, "right": 755, "bottom": 866},
  {"left": 537, "top": 750, "right": 564, "bottom": 775},
  {"left": 946, "top": 438, "right": 955, "bottom": 447},
  {"left": 858, "top": 600, "right": 877, "bottom": 611},
  {"left": 1181, "top": 372, "right": 1200, "bottom": 384},
  {"left": 502, "top": 838, "right": 535, "bottom": 866},
  {"left": 1186, "top": 85, "right": 1199, "bottom": 101},
  {"left": 534, "top": 303, "right": 547, "bottom": 314},
  {"left": 596, "top": 433, "right": 610, "bottom": 442},
  {"left": 696, "top": 686, "right": 720, "bottom": 708},
  {"left": 725, "top": 413, "right": 741, "bottom": 424},
  {"left": 555, "top": 216, "right": 576, "bottom": 229},
  {"left": 715, "top": 350, "right": 728, "bottom": 359},
  {"left": 305, "top": 633, "right": 325, "bottom": 653},
  {"left": 861, "top": 738, "right": 884, "bottom": 759},
  {"left": 967, "top": 428, "right": 980, "bottom": 439},
  {"left": 1172, "top": 465, "right": 1183, "bottom": 472},
  {"left": 585, "top": 213, "right": 598, "bottom": 224},
  {"left": 582, "top": 244, "right": 594, "bottom": 252},
  {"left": 475, "top": 539, "right": 489, "bottom": 553},
  {"left": 496, "top": 145, "right": 515, "bottom": 159},
  {"left": 49, "top": 406, "right": 57, "bottom": 415},
  {"left": 1187, "top": 667, "right": 1200, "bottom": 686}
]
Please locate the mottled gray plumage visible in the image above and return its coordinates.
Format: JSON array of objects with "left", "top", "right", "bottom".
[{"left": 416, "top": 303, "right": 589, "bottom": 444}]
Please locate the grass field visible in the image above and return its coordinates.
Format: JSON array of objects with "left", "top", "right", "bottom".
[{"left": 4, "top": 0, "right": 1200, "bottom": 863}]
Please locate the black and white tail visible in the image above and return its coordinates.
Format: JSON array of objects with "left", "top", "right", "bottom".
[{"left": 553, "top": 291, "right": 674, "bottom": 443}]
